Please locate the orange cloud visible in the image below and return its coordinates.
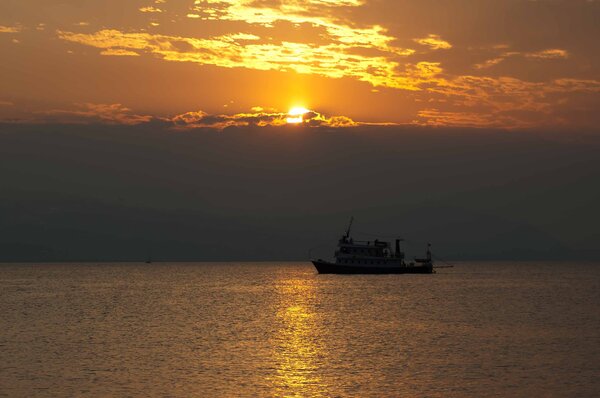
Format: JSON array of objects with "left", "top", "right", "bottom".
[
  {"left": 474, "top": 57, "right": 508, "bottom": 70},
  {"left": 526, "top": 49, "right": 569, "bottom": 60},
  {"left": 39, "top": 103, "right": 153, "bottom": 125},
  {"left": 56, "top": 0, "right": 422, "bottom": 90},
  {"left": 475, "top": 48, "right": 569, "bottom": 69},
  {"left": 415, "top": 109, "right": 536, "bottom": 129},
  {"left": 100, "top": 49, "right": 140, "bottom": 56},
  {"left": 0, "top": 25, "right": 21, "bottom": 33},
  {"left": 170, "top": 109, "right": 359, "bottom": 129},
  {"left": 414, "top": 34, "right": 452, "bottom": 50},
  {"left": 139, "top": 6, "right": 163, "bottom": 13},
  {"left": 57, "top": 29, "right": 420, "bottom": 90},
  {"left": 190, "top": 0, "right": 393, "bottom": 53},
  {"left": 16, "top": 103, "right": 362, "bottom": 129},
  {"left": 419, "top": 76, "right": 600, "bottom": 128}
]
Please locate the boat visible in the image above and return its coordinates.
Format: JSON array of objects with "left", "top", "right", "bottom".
[{"left": 312, "top": 217, "right": 434, "bottom": 274}]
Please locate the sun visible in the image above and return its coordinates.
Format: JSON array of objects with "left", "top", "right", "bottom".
[{"left": 286, "top": 106, "right": 310, "bottom": 124}]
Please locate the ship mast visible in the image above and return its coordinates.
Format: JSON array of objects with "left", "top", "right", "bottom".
[{"left": 345, "top": 216, "right": 354, "bottom": 238}]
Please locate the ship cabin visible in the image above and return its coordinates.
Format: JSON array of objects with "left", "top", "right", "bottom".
[{"left": 334, "top": 234, "right": 406, "bottom": 265}]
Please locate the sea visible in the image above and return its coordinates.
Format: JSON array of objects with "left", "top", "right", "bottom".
[{"left": 1, "top": 261, "right": 599, "bottom": 397}]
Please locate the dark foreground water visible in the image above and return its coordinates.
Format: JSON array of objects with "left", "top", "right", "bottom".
[{"left": 1, "top": 262, "right": 599, "bottom": 397}]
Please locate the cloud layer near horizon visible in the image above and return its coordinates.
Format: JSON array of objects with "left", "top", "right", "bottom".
[{"left": 17, "top": 102, "right": 361, "bottom": 129}]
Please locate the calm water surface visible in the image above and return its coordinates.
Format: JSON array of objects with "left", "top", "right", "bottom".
[{"left": 1, "top": 262, "right": 599, "bottom": 397}]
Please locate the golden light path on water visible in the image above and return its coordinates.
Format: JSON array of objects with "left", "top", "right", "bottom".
[{"left": 270, "top": 274, "right": 331, "bottom": 397}]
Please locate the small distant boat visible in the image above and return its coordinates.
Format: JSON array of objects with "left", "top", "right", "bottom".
[{"left": 312, "top": 217, "right": 434, "bottom": 274}]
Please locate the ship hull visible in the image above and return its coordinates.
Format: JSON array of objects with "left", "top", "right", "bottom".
[{"left": 312, "top": 260, "right": 433, "bottom": 275}]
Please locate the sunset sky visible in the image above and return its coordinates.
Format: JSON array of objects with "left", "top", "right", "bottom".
[
  {"left": 1, "top": 0, "right": 599, "bottom": 129},
  {"left": 1, "top": 1, "right": 600, "bottom": 262}
]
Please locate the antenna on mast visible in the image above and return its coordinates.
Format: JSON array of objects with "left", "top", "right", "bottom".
[
  {"left": 427, "top": 242, "right": 432, "bottom": 262},
  {"left": 345, "top": 216, "right": 354, "bottom": 238}
]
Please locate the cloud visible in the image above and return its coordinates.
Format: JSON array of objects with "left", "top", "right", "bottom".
[
  {"left": 526, "top": 49, "right": 569, "bottom": 59},
  {"left": 415, "top": 109, "right": 535, "bottom": 129},
  {"left": 56, "top": 0, "right": 425, "bottom": 91},
  {"left": 4, "top": 95, "right": 598, "bottom": 131},
  {"left": 0, "top": 25, "right": 21, "bottom": 33},
  {"left": 139, "top": 6, "right": 163, "bottom": 13},
  {"left": 170, "top": 109, "right": 359, "bottom": 129},
  {"left": 10, "top": 102, "right": 361, "bottom": 129},
  {"left": 474, "top": 57, "right": 506, "bottom": 70},
  {"left": 189, "top": 0, "right": 387, "bottom": 50},
  {"left": 58, "top": 28, "right": 423, "bottom": 90},
  {"left": 474, "top": 48, "right": 568, "bottom": 69},
  {"left": 100, "top": 48, "right": 140, "bottom": 56},
  {"left": 414, "top": 34, "right": 452, "bottom": 50},
  {"left": 418, "top": 77, "right": 600, "bottom": 128},
  {"left": 38, "top": 103, "right": 153, "bottom": 125}
]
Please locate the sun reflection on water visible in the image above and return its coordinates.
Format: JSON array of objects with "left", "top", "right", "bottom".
[{"left": 269, "top": 275, "right": 330, "bottom": 397}]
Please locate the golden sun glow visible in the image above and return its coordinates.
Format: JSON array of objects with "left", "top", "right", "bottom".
[{"left": 286, "top": 106, "right": 310, "bottom": 124}]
